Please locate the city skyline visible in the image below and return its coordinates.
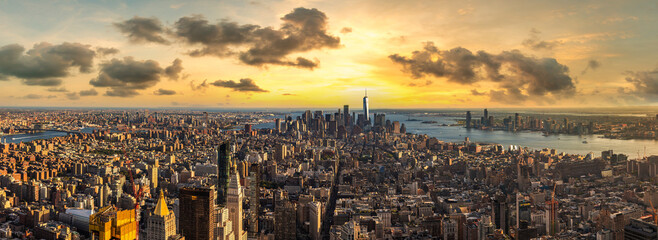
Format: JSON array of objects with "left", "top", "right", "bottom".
[{"left": 0, "top": 0, "right": 657, "bottom": 108}]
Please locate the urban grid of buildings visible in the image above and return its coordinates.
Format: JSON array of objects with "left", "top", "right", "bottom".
[{"left": 0, "top": 94, "right": 657, "bottom": 240}]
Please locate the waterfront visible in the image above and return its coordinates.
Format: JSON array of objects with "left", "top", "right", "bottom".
[{"left": 252, "top": 112, "right": 658, "bottom": 157}]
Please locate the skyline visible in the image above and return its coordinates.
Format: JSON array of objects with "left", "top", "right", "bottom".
[{"left": 1, "top": 0, "right": 657, "bottom": 108}]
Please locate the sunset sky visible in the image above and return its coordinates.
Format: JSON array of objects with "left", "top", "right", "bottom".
[{"left": 1, "top": 0, "right": 657, "bottom": 109}]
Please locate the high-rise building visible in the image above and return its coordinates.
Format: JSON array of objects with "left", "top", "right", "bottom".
[
  {"left": 217, "top": 143, "right": 231, "bottom": 206},
  {"left": 179, "top": 186, "right": 216, "bottom": 240},
  {"left": 493, "top": 194, "right": 510, "bottom": 234},
  {"left": 228, "top": 172, "right": 245, "bottom": 240},
  {"left": 147, "top": 190, "right": 176, "bottom": 240},
  {"left": 484, "top": 108, "right": 489, "bottom": 125},
  {"left": 149, "top": 159, "right": 158, "bottom": 190},
  {"left": 363, "top": 90, "right": 370, "bottom": 124},
  {"left": 466, "top": 111, "right": 472, "bottom": 128},
  {"left": 343, "top": 105, "right": 350, "bottom": 126},
  {"left": 248, "top": 163, "right": 260, "bottom": 237},
  {"left": 89, "top": 206, "right": 137, "bottom": 240},
  {"left": 624, "top": 219, "right": 657, "bottom": 240},
  {"left": 309, "top": 201, "right": 322, "bottom": 240},
  {"left": 275, "top": 144, "right": 287, "bottom": 162},
  {"left": 275, "top": 193, "right": 296, "bottom": 240}
]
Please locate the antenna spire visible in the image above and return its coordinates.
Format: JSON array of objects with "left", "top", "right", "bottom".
[{"left": 365, "top": 88, "right": 368, "bottom": 97}]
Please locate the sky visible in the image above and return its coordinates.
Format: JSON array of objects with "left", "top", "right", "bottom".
[{"left": 0, "top": 0, "right": 657, "bottom": 109}]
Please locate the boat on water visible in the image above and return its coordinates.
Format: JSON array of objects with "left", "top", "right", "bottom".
[{"left": 582, "top": 141, "right": 588, "bottom": 144}]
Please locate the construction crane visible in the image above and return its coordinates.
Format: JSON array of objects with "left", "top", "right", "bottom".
[
  {"left": 123, "top": 142, "right": 144, "bottom": 240},
  {"left": 547, "top": 183, "right": 558, "bottom": 236},
  {"left": 650, "top": 198, "right": 658, "bottom": 225}
]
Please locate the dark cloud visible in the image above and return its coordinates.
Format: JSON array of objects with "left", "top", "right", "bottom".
[
  {"left": 22, "top": 78, "right": 62, "bottom": 86},
  {"left": 79, "top": 89, "right": 98, "bottom": 96},
  {"left": 105, "top": 88, "right": 139, "bottom": 97},
  {"left": 282, "top": 93, "right": 296, "bottom": 96},
  {"left": 522, "top": 28, "right": 560, "bottom": 51},
  {"left": 66, "top": 92, "right": 80, "bottom": 100},
  {"left": 115, "top": 7, "right": 339, "bottom": 69},
  {"left": 164, "top": 58, "right": 183, "bottom": 80},
  {"left": 96, "top": 47, "right": 119, "bottom": 56},
  {"left": 23, "top": 94, "right": 44, "bottom": 99},
  {"left": 190, "top": 80, "right": 209, "bottom": 91},
  {"left": 210, "top": 78, "right": 268, "bottom": 92},
  {"left": 89, "top": 57, "right": 166, "bottom": 97},
  {"left": 340, "top": 27, "right": 352, "bottom": 34},
  {"left": 581, "top": 59, "right": 601, "bottom": 75},
  {"left": 390, "top": 42, "right": 575, "bottom": 103},
  {"left": 47, "top": 87, "right": 68, "bottom": 92},
  {"left": 154, "top": 88, "right": 177, "bottom": 95},
  {"left": 625, "top": 68, "right": 658, "bottom": 101},
  {"left": 0, "top": 42, "right": 95, "bottom": 81},
  {"left": 114, "top": 16, "right": 169, "bottom": 44},
  {"left": 470, "top": 89, "right": 485, "bottom": 96}
]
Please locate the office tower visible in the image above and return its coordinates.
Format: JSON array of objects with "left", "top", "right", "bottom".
[
  {"left": 493, "top": 194, "right": 510, "bottom": 234},
  {"left": 89, "top": 206, "right": 137, "bottom": 240},
  {"left": 217, "top": 143, "right": 231, "bottom": 206},
  {"left": 275, "top": 144, "right": 287, "bottom": 161},
  {"left": 179, "top": 186, "right": 216, "bottom": 240},
  {"left": 244, "top": 124, "right": 252, "bottom": 133},
  {"left": 149, "top": 158, "right": 158, "bottom": 190},
  {"left": 484, "top": 108, "right": 489, "bottom": 125},
  {"left": 478, "top": 215, "right": 495, "bottom": 239},
  {"left": 216, "top": 206, "right": 234, "bottom": 240},
  {"left": 147, "top": 190, "right": 176, "bottom": 240},
  {"left": 624, "top": 219, "right": 657, "bottom": 240},
  {"left": 343, "top": 105, "right": 350, "bottom": 126},
  {"left": 248, "top": 164, "right": 260, "bottom": 237},
  {"left": 466, "top": 111, "right": 472, "bottom": 128},
  {"left": 545, "top": 199, "right": 558, "bottom": 236},
  {"left": 363, "top": 90, "right": 370, "bottom": 123},
  {"left": 228, "top": 172, "right": 244, "bottom": 240},
  {"left": 309, "top": 201, "right": 322, "bottom": 240},
  {"left": 275, "top": 118, "right": 281, "bottom": 133},
  {"left": 275, "top": 194, "right": 296, "bottom": 240},
  {"left": 516, "top": 195, "right": 531, "bottom": 228}
]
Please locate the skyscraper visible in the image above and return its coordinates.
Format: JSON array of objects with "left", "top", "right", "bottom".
[
  {"left": 466, "top": 111, "right": 472, "bottom": 128},
  {"left": 180, "top": 186, "right": 216, "bottom": 240},
  {"left": 309, "top": 201, "right": 322, "bottom": 240},
  {"left": 248, "top": 163, "right": 260, "bottom": 237},
  {"left": 343, "top": 105, "right": 349, "bottom": 126},
  {"left": 493, "top": 194, "right": 510, "bottom": 234},
  {"left": 147, "top": 190, "right": 176, "bottom": 240},
  {"left": 228, "top": 172, "right": 245, "bottom": 240},
  {"left": 363, "top": 90, "right": 369, "bottom": 123},
  {"left": 217, "top": 143, "right": 231, "bottom": 206}
]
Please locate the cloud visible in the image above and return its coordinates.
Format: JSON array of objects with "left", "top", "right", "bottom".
[
  {"left": 190, "top": 80, "right": 209, "bottom": 91},
  {"left": 114, "top": 16, "right": 169, "bottom": 44},
  {"left": 23, "top": 94, "right": 44, "bottom": 99},
  {"left": 340, "top": 27, "right": 352, "bottom": 34},
  {"left": 581, "top": 59, "right": 601, "bottom": 75},
  {"left": 470, "top": 89, "right": 485, "bottom": 96},
  {"left": 119, "top": 8, "right": 340, "bottom": 69},
  {"left": 390, "top": 42, "right": 576, "bottom": 104},
  {"left": 0, "top": 42, "right": 96, "bottom": 82},
  {"left": 522, "top": 28, "right": 560, "bottom": 51},
  {"left": 164, "top": 58, "right": 183, "bottom": 80},
  {"left": 210, "top": 78, "right": 268, "bottom": 92},
  {"left": 22, "top": 94, "right": 55, "bottom": 99},
  {"left": 47, "top": 87, "right": 68, "bottom": 92},
  {"left": 105, "top": 88, "right": 139, "bottom": 97},
  {"left": 79, "top": 88, "right": 98, "bottom": 96},
  {"left": 22, "top": 78, "right": 62, "bottom": 86},
  {"left": 282, "top": 93, "right": 296, "bottom": 96},
  {"left": 67, "top": 89, "right": 98, "bottom": 100},
  {"left": 624, "top": 68, "right": 658, "bottom": 101},
  {"left": 66, "top": 92, "right": 80, "bottom": 100},
  {"left": 154, "top": 88, "right": 177, "bottom": 95},
  {"left": 89, "top": 57, "right": 166, "bottom": 97},
  {"left": 96, "top": 47, "right": 119, "bottom": 56}
]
